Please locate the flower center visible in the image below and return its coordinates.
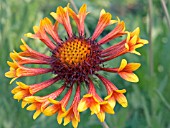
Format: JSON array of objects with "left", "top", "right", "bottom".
[
  {"left": 50, "top": 36, "right": 101, "bottom": 84},
  {"left": 57, "top": 39, "right": 91, "bottom": 66}
]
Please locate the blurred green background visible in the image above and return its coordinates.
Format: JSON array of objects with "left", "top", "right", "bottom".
[{"left": 1, "top": 0, "right": 170, "bottom": 128}]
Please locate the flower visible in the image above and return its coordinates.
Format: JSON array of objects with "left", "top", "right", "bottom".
[{"left": 5, "top": 3, "right": 148, "bottom": 128}]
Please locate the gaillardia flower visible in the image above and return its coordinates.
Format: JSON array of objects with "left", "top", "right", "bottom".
[{"left": 5, "top": 4, "right": 148, "bottom": 128}]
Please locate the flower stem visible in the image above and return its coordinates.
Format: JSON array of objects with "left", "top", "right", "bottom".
[
  {"left": 148, "top": 0, "right": 154, "bottom": 76},
  {"left": 69, "top": 0, "right": 78, "bottom": 12},
  {"left": 101, "top": 121, "right": 109, "bottom": 128},
  {"left": 155, "top": 89, "right": 170, "bottom": 111},
  {"left": 160, "top": 0, "right": 170, "bottom": 28}
]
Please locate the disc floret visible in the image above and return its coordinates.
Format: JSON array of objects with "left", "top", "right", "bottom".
[{"left": 50, "top": 36, "right": 101, "bottom": 84}]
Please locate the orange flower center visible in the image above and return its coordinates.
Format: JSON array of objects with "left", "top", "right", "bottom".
[
  {"left": 50, "top": 36, "right": 101, "bottom": 84},
  {"left": 57, "top": 39, "right": 91, "bottom": 66}
]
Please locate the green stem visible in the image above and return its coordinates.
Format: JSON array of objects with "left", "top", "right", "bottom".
[
  {"left": 148, "top": 0, "right": 154, "bottom": 76},
  {"left": 155, "top": 89, "right": 170, "bottom": 111},
  {"left": 101, "top": 121, "right": 109, "bottom": 128},
  {"left": 160, "top": 0, "right": 170, "bottom": 28}
]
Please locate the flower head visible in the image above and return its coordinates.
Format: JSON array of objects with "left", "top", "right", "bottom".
[{"left": 5, "top": 3, "right": 148, "bottom": 128}]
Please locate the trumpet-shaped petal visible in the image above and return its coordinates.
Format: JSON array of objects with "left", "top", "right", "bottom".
[
  {"left": 105, "top": 89, "right": 128, "bottom": 108},
  {"left": 118, "top": 59, "right": 141, "bottom": 82},
  {"left": 23, "top": 85, "right": 65, "bottom": 119},
  {"left": 97, "top": 74, "right": 128, "bottom": 108},
  {"left": 78, "top": 94, "right": 100, "bottom": 114},
  {"left": 11, "top": 82, "right": 31, "bottom": 101},
  {"left": 125, "top": 28, "right": 148, "bottom": 55},
  {"left": 10, "top": 50, "right": 49, "bottom": 65},
  {"left": 25, "top": 96, "right": 52, "bottom": 119},
  {"left": 19, "top": 39, "right": 50, "bottom": 60},
  {"left": 51, "top": 5, "right": 72, "bottom": 37},
  {"left": 101, "top": 59, "right": 140, "bottom": 82},
  {"left": 25, "top": 97, "right": 44, "bottom": 119},
  {"left": 95, "top": 101, "right": 114, "bottom": 122},
  {"left": 119, "top": 72, "right": 139, "bottom": 83},
  {"left": 43, "top": 99, "right": 66, "bottom": 124},
  {"left": 43, "top": 86, "right": 73, "bottom": 124},
  {"left": 68, "top": 4, "right": 89, "bottom": 36},
  {"left": 25, "top": 19, "right": 56, "bottom": 50},
  {"left": 92, "top": 10, "right": 117, "bottom": 40},
  {"left": 78, "top": 80, "right": 102, "bottom": 114},
  {"left": 63, "top": 107, "right": 80, "bottom": 128},
  {"left": 41, "top": 17, "right": 62, "bottom": 43},
  {"left": 11, "top": 77, "right": 60, "bottom": 101},
  {"left": 63, "top": 86, "right": 80, "bottom": 128},
  {"left": 5, "top": 61, "right": 51, "bottom": 83},
  {"left": 97, "top": 20, "right": 126, "bottom": 45}
]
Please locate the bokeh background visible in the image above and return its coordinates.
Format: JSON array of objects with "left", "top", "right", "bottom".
[{"left": 1, "top": 0, "right": 170, "bottom": 128}]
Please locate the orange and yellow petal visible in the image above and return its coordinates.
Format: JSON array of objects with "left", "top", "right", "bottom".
[
  {"left": 125, "top": 28, "right": 148, "bottom": 55},
  {"left": 105, "top": 89, "right": 128, "bottom": 108},
  {"left": 25, "top": 19, "right": 56, "bottom": 50},
  {"left": 23, "top": 96, "right": 57, "bottom": 119},
  {"left": 118, "top": 59, "right": 140, "bottom": 82},
  {"left": 68, "top": 4, "right": 89, "bottom": 35},
  {"left": 78, "top": 94, "right": 100, "bottom": 114},
  {"left": 21, "top": 100, "right": 28, "bottom": 108},
  {"left": 78, "top": 4, "right": 89, "bottom": 18},
  {"left": 43, "top": 99, "right": 66, "bottom": 124},
  {"left": 99, "top": 101, "right": 115, "bottom": 114},
  {"left": 96, "top": 101, "right": 114, "bottom": 122},
  {"left": 118, "top": 58, "right": 141, "bottom": 73},
  {"left": 57, "top": 111, "right": 65, "bottom": 124},
  {"left": 97, "top": 20, "right": 126, "bottom": 45},
  {"left": 43, "top": 99, "right": 66, "bottom": 117},
  {"left": 5, "top": 61, "right": 19, "bottom": 82},
  {"left": 115, "top": 91, "right": 128, "bottom": 107},
  {"left": 10, "top": 50, "right": 48, "bottom": 65},
  {"left": 26, "top": 102, "right": 42, "bottom": 119},
  {"left": 51, "top": 5, "right": 72, "bottom": 37},
  {"left": 92, "top": 10, "right": 115, "bottom": 40},
  {"left": 41, "top": 17, "right": 61, "bottom": 43},
  {"left": 5, "top": 60, "right": 51, "bottom": 83},
  {"left": 124, "top": 63, "right": 141, "bottom": 72},
  {"left": 33, "top": 109, "right": 41, "bottom": 119},
  {"left": 118, "top": 59, "right": 128, "bottom": 72},
  {"left": 44, "top": 87, "right": 73, "bottom": 123},
  {"left": 19, "top": 39, "right": 50, "bottom": 60},
  {"left": 43, "top": 104, "right": 60, "bottom": 116},
  {"left": 118, "top": 72, "right": 139, "bottom": 82},
  {"left": 63, "top": 107, "right": 80, "bottom": 128},
  {"left": 11, "top": 82, "right": 31, "bottom": 101}
]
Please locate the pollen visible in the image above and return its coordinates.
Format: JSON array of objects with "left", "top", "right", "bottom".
[{"left": 57, "top": 39, "right": 91, "bottom": 66}]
